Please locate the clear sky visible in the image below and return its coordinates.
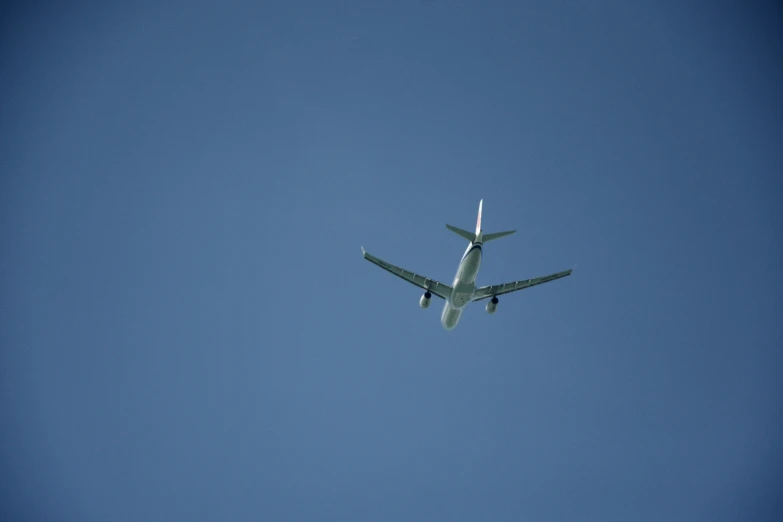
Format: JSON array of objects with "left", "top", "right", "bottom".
[{"left": 1, "top": 2, "right": 781, "bottom": 521}]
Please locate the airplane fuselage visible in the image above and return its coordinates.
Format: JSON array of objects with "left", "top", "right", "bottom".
[{"left": 440, "top": 240, "right": 482, "bottom": 330}]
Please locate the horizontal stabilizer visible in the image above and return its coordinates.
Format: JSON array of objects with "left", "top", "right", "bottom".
[
  {"left": 483, "top": 229, "right": 516, "bottom": 242},
  {"left": 446, "top": 224, "right": 476, "bottom": 242}
]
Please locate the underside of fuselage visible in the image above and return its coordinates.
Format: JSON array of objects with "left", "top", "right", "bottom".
[
  {"left": 440, "top": 242, "right": 482, "bottom": 330},
  {"left": 440, "top": 304, "right": 462, "bottom": 330}
]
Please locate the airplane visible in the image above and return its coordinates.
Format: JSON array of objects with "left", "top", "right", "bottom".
[{"left": 361, "top": 199, "right": 573, "bottom": 330}]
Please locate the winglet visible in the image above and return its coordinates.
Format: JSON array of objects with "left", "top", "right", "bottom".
[{"left": 361, "top": 246, "right": 366, "bottom": 257}]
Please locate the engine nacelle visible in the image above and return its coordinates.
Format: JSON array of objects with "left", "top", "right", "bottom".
[
  {"left": 486, "top": 296, "right": 499, "bottom": 314},
  {"left": 419, "top": 291, "right": 432, "bottom": 309}
]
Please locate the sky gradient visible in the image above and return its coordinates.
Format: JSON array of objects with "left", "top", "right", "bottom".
[{"left": 2, "top": 2, "right": 781, "bottom": 521}]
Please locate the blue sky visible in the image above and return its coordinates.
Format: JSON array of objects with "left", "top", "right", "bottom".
[{"left": 1, "top": 2, "right": 781, "bottom": 521}]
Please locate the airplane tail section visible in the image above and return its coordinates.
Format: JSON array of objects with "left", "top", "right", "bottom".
[
  {"left": 446, "top": 199, "right": 515, "bottom": 243},
  {"left": 446, "top": 200, "right": 484, "bottom": 242}
]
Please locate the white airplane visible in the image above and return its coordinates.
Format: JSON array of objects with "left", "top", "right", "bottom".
[{"left": 361, "top": 199, "right": 573, "bottom": 330}]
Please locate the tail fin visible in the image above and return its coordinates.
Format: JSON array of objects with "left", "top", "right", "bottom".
[{"left": 476, "top": 199, "right": 483, "bottom": 235}]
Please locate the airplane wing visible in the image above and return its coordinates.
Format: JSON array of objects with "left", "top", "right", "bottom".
[
  {"left": 471, "top": 268, "right": 573, "bottom": 301},
  {"left": 361, "top": 247, "right": 452, "bottom": 299}
]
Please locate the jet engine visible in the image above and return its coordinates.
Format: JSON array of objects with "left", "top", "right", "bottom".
[
  {"left": 419, "top": 291, "right": 432, "bottom": 309},
  {"left": 486, "top": 296, "right": 498, "bottom": 314}
]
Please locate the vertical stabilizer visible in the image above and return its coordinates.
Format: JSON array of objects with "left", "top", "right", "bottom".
[
  {"left": 475, "top": 199, "right": 483, "bottom": 235},
  {"left": 445, "top": 199, "right": 487, "bottom": 242}
]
